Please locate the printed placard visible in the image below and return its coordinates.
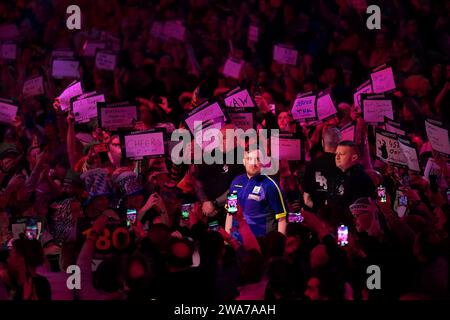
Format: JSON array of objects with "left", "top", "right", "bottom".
[
  {"left": 370, "top": 65, "right": 396, "bottom": 94},
  {"left": 384, "top": 117, "right": 406, "bottom": 136},
  {"left": 273, "top": 44, "right": 298, "bottom": 66},
  {"left": 0, "top": 101, "right": 18, "bottom": 123},
  {"left": 0, "top": 24, "right": 20, "bottom": 40},
  {"left": 82, "top": 40, "right": 106, "bottom": 57},
  {"left": 340, "top": 123, "right": 356, "bottom": 142},
  {"left": 95, "top": 51, "right": 117, "bottom": 71},
  {"left": 375, "top": 129, "right": 407, "bottom": 167},
  {"left": 223, "top": 58, "right": 244, "bottom": 79},
  {"left": 0, "top": 42, "right": 17, "bottom": 60},
  {"left": 398, "top": 136, "right": 420, "bottom": 172},
  {"left": 361, "top": 94, "right": 393, "bottom": 124},
  {"left": 162, "top": 20, "right": 186, "bottom": 41},
  {"left": 248, "top": 25, "right": 259, "bottom": 42},
  {"left": 316, "top": 91, "right": 337, "bottom": 121},
  {"left": 121, "top": 129, "right": 166, "bottom": 160},
  {"left": 226, "top": 108, "right": 254, "bottom": 130},
  {"left": 224, "top": 88, "right": 256, "bottom": 108},
  {"left": 98, "top": 103, "right": 138, "bottom": 130},
  {"left": 72, "top": 94, "right": 105, "bottom": 123},
  {"left": 52, "top": 59, "right": 80, "bottom": 79},
  {"left": 291, "top": 93, "right": 317, "bottom": 122},
  {"left": 22, "top": 76, "right": 44, "bottom": 98},
  {"left": 353, "top": 80, "right": 372, "bottom": 108},
  {"left": 58, "top": 81, "right": 83, "bottom": 111},
  {"left": 271, "top": 133, "right": 302, "bottom": 161},
  {"left": 425, "top": 119, "right": 450, "bottom": 156}
]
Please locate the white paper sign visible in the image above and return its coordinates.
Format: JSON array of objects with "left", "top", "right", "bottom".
[
  {"left": 273, "top": 45, "right": 298, "bottom": 65},
  {"left": 424, "top": 158, "right": 450, "bottom": 181},
  {"left": 73, "top": 94, "right": 105, "bottom": 123},
  {"left": 223, "top": 58, "right": 244, "bottom": 79},
  {"left": 95, "top": 52, "right": 117, "bottom": 71},
  {"left": 23, "top": 76, "right": 44, "bottom": 97},
  {"left": 425, "top": 119, "right": 450, "bottom": 155},
  {"left": 317, "top": 93, "right": 337, "bottom": 121},
  {"left": 291, "top": 94, "right": 316, "bottom": 122},
  {"left": 370, "top": 67, "right": 396, "bottom": 93},
  {"left": 0, "top": 43, "right": 17, "bottom": 60},
  {"left": 99, "top": 105, "right": 138, "bottom": 130},
  {"left": 228, "top": 112, "right": 253, "bottom": 130},
  {"left": 59, "top": 81, "right": 83, "bottom": 111},
  {"left": 0, "top": 24, "right": 20, "bottom": 40},
  {"left": 362, "top": 98, "right": 393, "bottom": 124},
  {"left": 398, "top": 137, "right": 420, "bottom": 172},
  {"left": 124, "top": 131, "right": 165, "bottom": 159},
  {"left": 82, "top": 41, "right": 106, "bottom": 57},
  {"left": 185, "top": 102, "right": 227, "bottom": 135},
  {"left": 384, "top": 118, "right": 406, "bottom": 136},
  {"left": 375, "top": 130, "right": 407, "bottom": 166},
  {"left": 162, "top": 21, "right": 186, "bottom": 41},
  {"left": 248, "top": 26, "right": 259, "bottom": 42},
  {"left": 340, "top": 124, "right": 355, "bottom": 142},
  {"left": 271, "top": 136, "right": 301, "bottom": 160},
  {"left": 52, "top": 59, "right": 80, "bottom": 79},
  {"left": 353, "top": 81, "right": 372, "bottom": 107},
  {"left": 0, "top": 101, "right": 18, "bottom": 123},
  {"left": 224, "top": 89, "right": 255, "bottom": 108}
]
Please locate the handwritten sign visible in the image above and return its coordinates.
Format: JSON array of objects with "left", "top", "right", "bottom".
[
  {"left": 224, "top": 89, "right": 255, "bottom": 108},
  {"left": 23, "top": 76, "right": 44, "bottom": 98},
  {"left": 248, "top": 25, "right": 259, "bottom": 42},
  {"left": 122, "top": 130, "right": 166, "bottom": 159},
  {"left": 425, "top": 119, "right": 450, "bottom": 156},
  {"left": 98, "top": 103, "right": 138, "bottom": 130},
  {"left": 353, "top": 81, "right": 372, "bottom": 107},
  {"left": 398, "top": 137, "right": 420, "bottom": 172},
  {"left": 0, "top": 24, "right": 20, "bottom": 40},
  {"left": 72, "top": 94, "right": 105, "bottom": 123},
  {"left": 375, "top": 129, "right": 407, "bottom": 167},
  {"left": 162, "top": 20, "right": 186, "bottom": 41},
  {"left": 370, "top": 66, "right": 396, "bottom": 94},
  {"left": 273, "top": 44, "right": 298, "bottom": 66},
  {"left": 58, "top": 81, "right": 83, "bottom": 111},
  {"left": 291, "top": 93, "right": 316, "bottom": 122},
  {"left": 52, "top": 59, "right": 80, "bottom": 79},
  {"left": 317, "top": 92, "right": 337, "bottom": 121},
  {"left": 271, "top": 133, "right": 301, "bottom": 161},
  {"left": 361, "top": 95, "right": 393, "bottom": 124},
  {"left": 223, "top": 58, "right": 244, "bottom": 79},
  {"left": 0, "top": 101, "right": 18, "bottom": 123},
  {"left": 0, "top": 42, "right": 16, "bottom": 60},
  {"left": 340, "top": 123, "right": 356, "bottom": 142},
  {"left": 424, "top": 158, "right": 450, "bottom": 182},
  {"left": 384, "top": 117, "right": 406, "bottom": 136},
  {"left": 95, "top": 51, "right": 117, "bottom": 71},
  {"left": 226, "top": 109, "right": 253, "bottom": 130},
  {"left": 82, "top": 40, "right": 106, "bottom": 57}
]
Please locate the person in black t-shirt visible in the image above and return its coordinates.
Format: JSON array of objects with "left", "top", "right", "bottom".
[{"left": 303, "top": 127, "right": 342, "bottom": 212}]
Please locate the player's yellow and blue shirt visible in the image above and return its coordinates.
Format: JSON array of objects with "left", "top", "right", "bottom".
[{"left": 230, "top": 174, "right": 288, "bottom": 237}]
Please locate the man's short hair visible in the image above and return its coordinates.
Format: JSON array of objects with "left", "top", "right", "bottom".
[
  {"left": 337, "top": 140, "right": 359, "bottom": 156},
  {"left": 323, "top": 127, "right": 342, "bottom": 149}
]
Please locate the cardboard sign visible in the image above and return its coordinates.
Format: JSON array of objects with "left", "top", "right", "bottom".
[
  {"left": 122, "top": 130, "right": 166, "bottom": 160},
  {"left": 0, "top": 101, "right": 18, "bottom": 123},
  {"left": 22, "top": 76, "right": 44, "bottom": 98},
  {"left": 361, "top": 94, "right": 393, "bottom": 124},
  {"left": 398, "top": 136, "right": 420, "bottom": 172},
  {"left": 0, "top": 24, "right": 20, "bottom": 40},
  {"left": 72, "top": 94, "right": 105, "bottom": 123},
  {"left": 425, "top": 119, "right": 450, "bottom": 156},
  {"left": 224, "top": 88, "right": 255, "bottom": 108},
  {"left": 162, "top": 20, "right": 186, "bottom": 41},
  {"left": 95, "top": 51, "right": 117, "bottom": 71},
  {"left": 273, "top": 44, "right": 298, "bottom": 65},
  {"left": 58, "top": 81, "right": 83, "bottom": 111},
  {"left": 271, "top": 133, "right": 302, "bottom": 161},
  {"left": 0, "top": 42, "right": 17, "bottom": 60},
  {"left": 316, "top": 91, "right": 337, "bottom": 121},
  {"left": 98, "top": 103, "right": 138, "bottom": 130},
  {"left": 223, "top": 58, "right": 244, "bottom": 79},
  {"left": 384, "top": 117, "right": 406, "bottom": 136},
  {"left": 370, "top": 66, "right": 396, "bottom": 94},
  {"left": 340, "top": 123, "right": 356, "bottom": 142},
  {"left": 52, "top": 59, "right": 80, "bottom": 79},
  {"left": 291, "top": 93, "right": 316, "bottom": 122},
  {"left": 82, "top": 40, "right": 106, "bottom": 57},
  {"left": 248, "top": 25, "right": 259, "bottom": 42},
  {"left": 353, "top": 80, "right": 372, "bottom": 108},
  {"left": 226, "top": 108, "right": 254, "bottom": 130},
  {"left": 375, "top": 129, "right": 407, "bottom": 167}
]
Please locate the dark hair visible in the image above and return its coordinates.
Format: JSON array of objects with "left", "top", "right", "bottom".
[
  {"left": 12, "top": 238, "right": 45, "bottom": 269},
  {"left": 310, "top": 269, "right": 345, "bottom": 300},
  {"left": 168, "top": 238, "right": 194, "bottom": 269},
  {"left": 94, "top": 256, "right": 123, "bottom": 293},
  {"left": 337, "top": 140, "right": 359, "bottom": 155}
]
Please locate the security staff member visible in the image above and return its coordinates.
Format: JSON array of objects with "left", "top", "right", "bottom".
[
  {"left": 303, "top": 127, "right": 342, "bottom": 212},
  {"left": 225, "top": 149, "right": 288, "bottom": 237}
]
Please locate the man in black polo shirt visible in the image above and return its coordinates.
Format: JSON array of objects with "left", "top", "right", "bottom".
[
  {"left": 329, "top": 141, "right": 375, "bottom": 211},
  {"left": 303, "top": 127, "right": 342, "bottom": 212}
]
